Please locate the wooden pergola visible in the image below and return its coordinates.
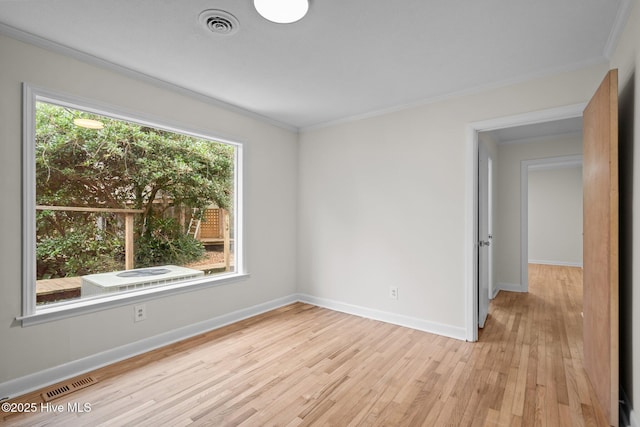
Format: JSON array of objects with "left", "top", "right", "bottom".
[{"left": 36, "top": 205, "right": 145, "bottom": 270}]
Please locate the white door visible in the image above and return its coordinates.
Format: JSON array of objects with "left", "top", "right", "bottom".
[{"left": 478, "top": 142, "right": 492, "bottom": 328}]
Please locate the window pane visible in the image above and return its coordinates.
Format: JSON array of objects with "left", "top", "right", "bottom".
[{"left": 35, "top": 101, "right": 237, "bottom": 306}]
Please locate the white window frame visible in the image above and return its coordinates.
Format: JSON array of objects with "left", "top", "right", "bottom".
[{"left": 19, "top": 84, "right": 247, "bottom": 326}]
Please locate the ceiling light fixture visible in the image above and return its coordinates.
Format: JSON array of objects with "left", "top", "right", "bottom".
[
  {"left": 254, "top": 0, "right": 309, "bottom": 24},
  {"left": 73, "top": 118, "right": 104, "bottom": 130}
]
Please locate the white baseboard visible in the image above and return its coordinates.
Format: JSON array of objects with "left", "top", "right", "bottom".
[
  {"left": 0, "top": 294, "right": 298, "bottom": 401},
  {"left": 490, "top": 286, "right": 500, "bottom": 299},
  {"left": 496, "top": 282, "right": 525, "bottom": 293},
  {"left": 296, "top": 293, "right": 467, "bottom": 341},
  {"left": 528, "top": 259, "right": 583, "bottom": 268},
  {"left": 0, "top": 293, "right": 473, "bottom": 400}
]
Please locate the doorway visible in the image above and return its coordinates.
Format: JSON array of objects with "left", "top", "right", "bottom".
[
  {"left": 467, "top": 71, "right": 620, "bottom": 426},
  {"left": 465, "top": 103, "right": 586, "bottom": 342},
  {"left": 521, "top": 155, "right": 584, "bottom": 291}
]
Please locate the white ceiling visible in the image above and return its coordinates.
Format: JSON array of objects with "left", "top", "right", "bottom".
[
  {"left": 0, "top": 0, "right": 628, "bottom": 129},
  {"left": 487, "top": 116, "right": 584, "bottom": 144}
]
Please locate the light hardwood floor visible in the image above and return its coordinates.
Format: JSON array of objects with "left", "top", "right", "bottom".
[{"left": 2, "top": 264, "right": 608, "bottom": 426}]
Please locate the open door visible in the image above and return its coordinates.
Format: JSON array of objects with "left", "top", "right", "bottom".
[
  {"left": 478, "top": 142, "right": 491, "bottom": 328},
  {"left": 583, "top": 69, "right": 619, "bottom": 426}
]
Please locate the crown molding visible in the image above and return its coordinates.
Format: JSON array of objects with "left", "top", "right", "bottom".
[
  {"left": 527, "top": 158, "right": 583, "bottom": 171},
  {"left": 603, "top": 0, "right": 634, "bottom": 59},
  {"left": 0, "top": 23, "right": 298, "bottom": 133},
  {"left": 496, "top": 130, "right": 583, "bottom": 146},
  {"left": 301, "top": 58, "right": 605, "bottom": 132}
]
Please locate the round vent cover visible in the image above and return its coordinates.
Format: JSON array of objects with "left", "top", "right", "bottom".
[{"left": 199, "top": 10, "right": 239, "bottom": 36}]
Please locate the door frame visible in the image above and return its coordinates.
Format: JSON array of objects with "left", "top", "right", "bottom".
[
  {"left": 520, "top": 155, "right": 583, "bottom": 292},
  {"left": 464, "top": 103, "right": 586, "bottom": 342}
]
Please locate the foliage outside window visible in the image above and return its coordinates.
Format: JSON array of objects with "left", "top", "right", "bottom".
[{"left": 24, "top": 89, "right": 243, "bottom": 317}]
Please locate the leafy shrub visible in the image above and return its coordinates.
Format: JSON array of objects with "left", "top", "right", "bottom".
[
  {"left": 36, "top": 223, "right": 124, "bottom": 279},
  {"left": 135, "top": 217, "right": 206, "bottom": 268}
]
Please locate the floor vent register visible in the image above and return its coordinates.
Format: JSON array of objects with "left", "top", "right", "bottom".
[{"left": 41, "top": 376, "right": 97, "bottom": 402}]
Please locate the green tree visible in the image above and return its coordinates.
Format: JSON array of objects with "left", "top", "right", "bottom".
[{"left": 35, "top": 102, "right": 234, "bottom": 278}]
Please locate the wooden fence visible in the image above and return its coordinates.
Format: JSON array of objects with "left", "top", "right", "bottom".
[
  {"left": 194, "top": 208, "right": 231, "bottom": 272},
  {"left": 36, "top": 205, "right": 232, "bottom": 273},
  {"left": 36, "top": 205, "right": 144, "bottom": 270}
]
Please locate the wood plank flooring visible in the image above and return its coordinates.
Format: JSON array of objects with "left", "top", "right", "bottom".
[{"left": 2, "top": 264, "right": 608, "bottom": 426}]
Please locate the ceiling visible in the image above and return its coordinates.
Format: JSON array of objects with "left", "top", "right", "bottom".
[
  {"left": 0, "top": 0, "right": 628, "bottom": 129},
  {"left": 487, "top": 116, "right": 584, "bottom": 144}
]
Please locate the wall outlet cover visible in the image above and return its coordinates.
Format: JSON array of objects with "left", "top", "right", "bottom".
[{"left": 134, "top": 304, "right": 147, "bottom": 322}]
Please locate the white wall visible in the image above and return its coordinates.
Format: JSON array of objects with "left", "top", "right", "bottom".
[
  {"left": 528, "top": 166, "right": 583, "bottom": 267},
  {"left": 0, "top": 35, "right": 298, "bottom": 387},
  {"left": 298, "top": 63, "right": 607, "bottom": 337},
  {"left": 609, "top": 0, "right": 640, "bottom": 423},
  {"left": 494, "top": 135, "right": 583, "bottom": 289}
]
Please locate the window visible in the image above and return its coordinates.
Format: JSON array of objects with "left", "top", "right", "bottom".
[{"left": 21, "top": 85, "right": 244, "bottom": 324}]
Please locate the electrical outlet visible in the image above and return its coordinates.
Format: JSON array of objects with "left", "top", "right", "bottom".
[
  {"left": 389, "top": 286, "right": 398, "bottom": 300},
  {"left": 134, "top": 304, "right": 146, "bottom": 322}
]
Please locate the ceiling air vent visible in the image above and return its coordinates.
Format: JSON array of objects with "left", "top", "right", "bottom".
[{"left": 199, "top": 10, "right": 239, "bottom": 36}]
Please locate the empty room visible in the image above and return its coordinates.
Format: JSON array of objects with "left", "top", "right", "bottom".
[{"left": 0, "top": 1, "right": 638, "bottom": 426}]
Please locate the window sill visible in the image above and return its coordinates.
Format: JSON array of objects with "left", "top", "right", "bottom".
[{"left": 17, "top": 272, "right": 250, "bottom": 327}]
